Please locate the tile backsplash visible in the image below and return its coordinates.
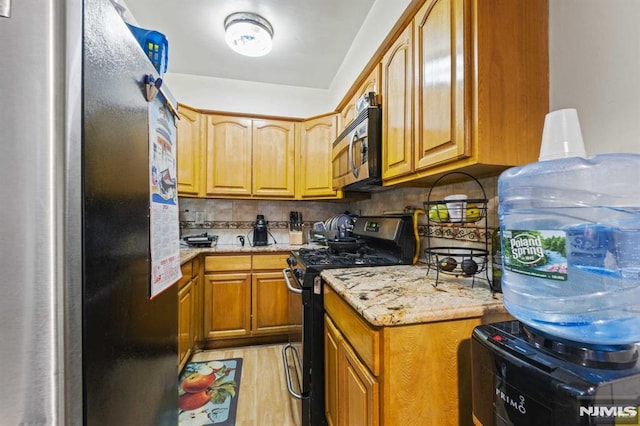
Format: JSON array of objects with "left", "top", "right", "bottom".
[
  {"left": 179, "top": 198, "right": 350, "bottom": 245},
  {"left": 179, "top": 175, "right": 499, "bottom": 250},
  {"left": 349, "top": 176, "right": 499, "bottom": 262},
  {"left": 349, "top": 176, "right": 498, "bottom": 227}
]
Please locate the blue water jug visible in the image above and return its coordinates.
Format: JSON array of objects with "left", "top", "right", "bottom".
[{"left": 498, "top": 153, "right": 640, "bottom": 345}]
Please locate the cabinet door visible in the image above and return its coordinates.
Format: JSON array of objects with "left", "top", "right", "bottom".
[
  {"left": 414, "top": 0, "right": 469, "bottom": 170},
  {"left": 298, "top": 114, "right": 340, "bottom": 198},
  {"left": 178, "top": 280, "right": 193, "bottom": 370},
  {"left": 325, "top": 314, "right": 379, "bottom": 426},
  {"left": 253, "top": 253, "right": 302, "bottom": 333},
  {"left": 252, "top": 119, "right": 296, "bottom": 198},
  {"left": 381, "top": 23, "right": 414, "bottom": 180},
  {"left": 341, "top": 339, "right": 379, "bottom": 426},
  {"left": 176, "top": 105, "right": 203, "bottom": 196},
  {"left": 339, "top": 102, "right": 357, "bottom": 137},
  {"left": 204, "top": 115, "right": 253, "bottom": 197},
  {"left": 324, "top": 316, "right": 341, "bottom": 426},
  {"left": 251, "top": 271, "right": 297, "bottom": 335},
  {"left": 340, "top": 66, "right": 381, "bottom": 134},
  {"left": 191, "top": 261, "right": 202, "bottom": 346},
  {"left": 203, "top": 272, "right": 251, "bottom": 339}
]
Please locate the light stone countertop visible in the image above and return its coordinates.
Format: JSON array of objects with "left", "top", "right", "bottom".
[
  {"left": 179, "top": 243, "right": 319, "bottom": 264},
  {"left": 321, "top": 265, "right": 507, "bottom": 327}
]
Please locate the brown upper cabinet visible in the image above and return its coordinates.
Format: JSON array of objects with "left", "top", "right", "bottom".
[
  {"left": 381, "top": 23, "right": 414, "bottom": 180},
  {"left": 177, "top": 113, "right": 297, "bottom": 199},
  {"left": 203, "top": 115, "right": 296, "bottom": 198},
  {"left": 413, "top": 0, "right": 468, "bottom": 170},
  {"left": 204, "top": 115, "right": 254, "bottom": 197},
  {"left": 252, "top": 119, "right": 296, "bottom": 198},
  {"left": 297, "top": 114, "right": 340, "bottom": 199},
  {"left": 176, "top": 109, "right": 341, "bottom": 199},
  {"left": 382, "top": 0, "right": 548, "bottom": 185},
  {"left": 176, "top": 105, "right": 204, "bottom": 197}
]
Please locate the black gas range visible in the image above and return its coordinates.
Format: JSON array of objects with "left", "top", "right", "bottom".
[
  {"left": 294, "top": 241, "right": 412, "bottom": 268},
  {"left": 292, "top": 213, "right": 416, "bottom": 273},
  {"left": 282, "top": 215, "right": 416, "bottom": 426}
]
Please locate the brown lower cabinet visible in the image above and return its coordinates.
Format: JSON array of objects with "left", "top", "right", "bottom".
[
  {"left": 323, "top": 284, "right": 511, "bottom": 426},
  {"left": 201, "top": 253, "right": 301, "bottom": 347},
  {"left": 178, "top": 256, "right": 202, "bottom": 372},
  {"left": 178, "top": 252, "right": 302, "bottom": 367},
  {"left": 325, "top": 314, "right": 379, "bottom": 426}
]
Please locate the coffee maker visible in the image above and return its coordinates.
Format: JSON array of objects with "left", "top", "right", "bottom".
[{"left": 252, "top": 214, "right": 269, "bottom": 246}]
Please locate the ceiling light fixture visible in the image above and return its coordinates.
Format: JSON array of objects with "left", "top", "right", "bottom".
[{"left": 224, "top": 12, "right": 273, "bottom": 57}]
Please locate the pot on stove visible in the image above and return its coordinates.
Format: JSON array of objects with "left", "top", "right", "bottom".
[{"left": 327, "top": 237, "right": 366, "bottom": 253}]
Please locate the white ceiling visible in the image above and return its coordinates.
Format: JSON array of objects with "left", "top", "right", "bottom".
[{"left": 122, "top": 0, "right": 376, "bottom": 90}]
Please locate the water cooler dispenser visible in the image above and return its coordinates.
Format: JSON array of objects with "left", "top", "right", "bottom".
[
  {"left": 471, "top": 321, "right": 640, "bottom": 425},
  {"left": 472, "top": 110, "right": 640, "bottom": 425}
]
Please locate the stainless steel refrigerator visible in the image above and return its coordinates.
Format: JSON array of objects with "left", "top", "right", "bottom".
[{"left": 0, "top": 0, "right": 178, "bottom": 424}]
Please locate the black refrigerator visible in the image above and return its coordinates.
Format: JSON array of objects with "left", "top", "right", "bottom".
[
  {"left": 0, "top": 0, "right": 178, "bottom": 423},
  {"left": 83, "top": 0, "right": 178, "bottom": 423}
]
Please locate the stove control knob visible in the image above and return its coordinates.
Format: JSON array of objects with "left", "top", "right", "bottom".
[
  {"left": 293, "top": 269, "right": 304, "bottom": 280},
  {"left": 287, "top": 256, "right": 297, "bottom": 267}
]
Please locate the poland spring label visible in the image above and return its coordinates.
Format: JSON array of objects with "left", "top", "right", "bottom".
[{"left": 502, "top": 230, "right": 567, "bottom": 281}]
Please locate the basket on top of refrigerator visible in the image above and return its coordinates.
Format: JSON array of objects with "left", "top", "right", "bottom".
[{"left": 126, "top": 24, "right": 168, "bottom": 75}]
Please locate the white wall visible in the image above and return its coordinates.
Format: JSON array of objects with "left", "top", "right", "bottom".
[
  {"left": 164, "top": 73, "right": 330, "bottom": 118},
  {"left": 326, "top": 0, "right": 413, "bottom": 108},
  {"left": 164, "top": 0, "right": 412, "bottom": 118},
  {"left": 550, "top": 0, "right": 640, "bottom": 154}
]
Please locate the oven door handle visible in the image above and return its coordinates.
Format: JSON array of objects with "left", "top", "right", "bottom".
[
  {"left": 282, "top": 268, "right": 303, "bottom": 295},
  {"left": 281, "top": 343, "right": 305, "bottom": 400}
]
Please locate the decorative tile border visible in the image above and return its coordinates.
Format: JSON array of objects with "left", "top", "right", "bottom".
[
  {"left": 181, "top": 220, "right": 305, "bottom": 230},
  {"left": 182, "top": 221, "right": 497, "bottom": 244},
  {"left": 418, "top": 224, "right": 496, "bottom": 243}
]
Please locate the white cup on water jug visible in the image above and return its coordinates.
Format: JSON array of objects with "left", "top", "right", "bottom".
[
  {"left": 538, "top": 108, "right": 587, "bottom": 161},
  {"left": 444, "top": 194, "right": 467, "bottom": 222}
]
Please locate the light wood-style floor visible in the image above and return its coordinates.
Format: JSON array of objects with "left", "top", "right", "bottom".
[{"left": 190, "top": 344, "right": 302, "bottom": 426}]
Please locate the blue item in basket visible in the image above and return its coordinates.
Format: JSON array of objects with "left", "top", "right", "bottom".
[{"left": 126, "top": 24, "right": 168, "bottom": 75}]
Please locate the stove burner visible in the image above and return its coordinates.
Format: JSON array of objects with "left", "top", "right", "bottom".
[
  {"left": 296, "top": 247, "right": 402, "bottom": 268},
  {"left": 341, "top": 251, "right": 397, "bottom": 265},
  {"left": 523, "top": 325, "right": 639, "bottom": 369}
]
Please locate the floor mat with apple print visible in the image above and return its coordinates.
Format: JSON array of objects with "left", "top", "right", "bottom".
[{"left": 178, "top": 358, "right": 243, "bottom": 425}]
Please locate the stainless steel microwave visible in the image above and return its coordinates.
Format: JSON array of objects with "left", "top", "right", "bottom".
[{"left": 332, "top": 93, "right": 382, "bottom": 191}]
